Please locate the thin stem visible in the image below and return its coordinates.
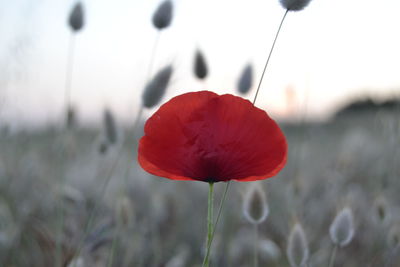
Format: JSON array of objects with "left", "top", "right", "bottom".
[
  {"left": 207, "top": 183, "right": 214, "bottom": 248},
  {"left": 73, "top": 30, "right": 161, "bottom": 267},
  {"left": 254, "top": 224, "right": 259, "bottom": 267},
  {"left": 56, "top": 34, "right": 78, "bottom": 259},
  {"left": 55, "top": 197, "right": 64, "bottom": 267},
  {"left": 73, "top": 150, "right": 125, "bottom": 265},
  {"left": 200, "top": 10, "right": 289, "bottom": 266},
  {"left": 146, "top": 32, "right": 161, "bottom": 80},
  {"left": 207, "top": 183, "right": 214, "bottom": 266},
  {"left": 202, "top": 182, "right": 214, "bottom": 267},
  {"left": 202, "top": 181, "right": 230, "bottom": 267},
  {"left": 252, "top": 9, "right": 288, "bottom": 105},
  {"left": 291, "top": 81, "right": 310, "bottom": 199},
  {"left": 64, "top": 33, "right": 76, "bottom": 126},
  {"left": 328, "top": 245, "right": 338, "bottom": 267},
  {"left": 107, "top": 228, "right": 119, "bottom": 267},
  {"left": 132, "top": 105, "right": 144, "bottom": 136}
]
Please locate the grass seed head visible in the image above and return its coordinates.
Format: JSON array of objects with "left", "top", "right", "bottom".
[
  {"left": 237, "top": 63, "right": 253, "bottom": 94},
  {"left": 243, "top": 183, "right": 269, "bottom": 224},
  {"left": 116, "top": 195, "right": 134, "bottom": 227},
  {"left": 98, "top": 142, "right": 108, "bottom": 154},
  {"left": 66, "top": 106, "right": 77, "bottom": 129},
  {"left": 152, "top": 0, "right": 173, "bottom": 30},
  {"left": 287, "top": 223, "right": 309, "bottom": 267},
  {"left": 259, "top": 239, "right": 282, "bottom": 261},
  {"left": 165, "top": 245, "right": 190, "bottom": 267},
  {"left": 373, "top": 196, "right": 391, "bottom": 225},
  {"left": 67, "top": 257, "right": 85, "bottom": 267},
  {"left": 329, "top": 207, "right": 355, "bottom": 247},
  {"left": 279, "top": 0, "right": 313, "bottom": 11},
  {"left": 103, "top": 108, "right": 117, "bottom": 145},
  {"left": 142, "top": 65, "right": 173, "bottom": 108},
  {"left": 388, "top": 224, "right": 400, "bottom": 248},
  {"left": 68, "top": 2, "right": 85, "bottom": 32},
  {"left": 194, "top": 50, "right": 208, "bottom": 80}
]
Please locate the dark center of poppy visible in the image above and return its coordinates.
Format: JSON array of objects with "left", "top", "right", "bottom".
[{"left": 198, "top": 151, "right": 221, "bottom": 182}]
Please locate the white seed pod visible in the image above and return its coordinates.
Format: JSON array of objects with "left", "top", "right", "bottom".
[
  {"left": 165, "top": 245, "right": 190, "bottom": 267},
  {"left": 152, "top": 0, "right": 173, "bottom": 30},
  {"left": 329, "top": 207, "right": 355, "bottom": 247},
  {"left": 115, "top": 195, "right": 134, "bottom": 227},
  {"left": 142, "top": 65, "right": 173, "bottom": 108},
  {"left": 62, "top": 185, "right": 85, "bottom": 204},
  {"left": 67, "top": 257, "right": 85, "bottom": 267},
  {"left": 259, "top": 239, "right": 282, "bottom": 261},
  {"left": 194, "top": 50, "right": 208, "bottom": 80},
  {"left": 372, "top": 196, "right": 391, "bottom": 225},
  {"left": 279, "top": 0, "right": 313, "bottom": 11},
  {"left": 387, "top": 224, "right": 400, "bottom": 248},
  {"left": 243, "top": 183, "right": 269, "bottom": 224},
  {"left": 237, "top": 63, "right": 253, "bottom": 94},
  {"left": 103, "top": 108, "right": 118, "bottom": 145},
  {"left": 68, "top": 2, "right": 85, "bottom": 32},
  {"left": 287, "top": 223, "right": 309, "bottom": 267}
]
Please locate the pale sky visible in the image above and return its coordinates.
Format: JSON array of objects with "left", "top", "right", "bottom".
[{"left": 1, "top": 0, "right": 400, "bottom": 128}]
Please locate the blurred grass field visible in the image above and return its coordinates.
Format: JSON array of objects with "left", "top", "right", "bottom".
[{"left": 0, "top": 103, "right": 399, "bottom": 267}]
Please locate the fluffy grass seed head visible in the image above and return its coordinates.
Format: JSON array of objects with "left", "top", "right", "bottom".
[
  {"left": 194, "top": 50, "right": 208, "bottom": 80},
  {"left": 165, "top": 245, "right": 190, "bottom": 267},
  {"left": 329, "top": 207, "right": 355, "bottom": 247},
  {"left": 67, "top": 257, "right": 85, "bottom": 267},
  {"left": 243, "top": 183, "right": 269, "bottom": 224},
  {"left": 62, "top": 185, "right": 85, "bottom": 204},
  {"left": 287, "top": 223, "right": 309, "bottom": 267},
  {"left": 115, "top": 195, "right": 134, "bottom": 227},
  {"left": 152, "top": 0, "right": 173, "bottom": 30},
  {"left": 66, "top": 105, "right": 77, "bottom": 129},
  {"left": 279, "top": 0, "right": 313, "bottom": 11},
  {"left": 68, "top": 2, "right": 85, "bottom": 32},
  {"left": 237, "top": 63, "right": 253, "bottom": 95},
  {"left": 103, "top": 108, "right": 118, "bottom": 145},
  {"left": 98, "top": 142, "right": 108, "bottom": 154},
  {"left": 388, "top": 224, "right": 400, "bottom": 248},
  {"left": 373, "top": 196, "right": 391, "bottom": 225},
  {"left": 259, "top": 239, "right": 282, "bottom": 261},
  {"left": 142, "top": 65, "right": 173, "bottom": 108}
]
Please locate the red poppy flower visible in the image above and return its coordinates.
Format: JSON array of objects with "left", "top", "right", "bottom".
[{"left": 138, "top": 91, "right": 287, "bottom": 183}]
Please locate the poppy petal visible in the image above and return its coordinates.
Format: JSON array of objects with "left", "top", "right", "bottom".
[
  {"left": 138, "top": 91, "right": 219, "bottom": 181},
  {"left": 138, "top": 91, "right": 287, "bottom": 182}
]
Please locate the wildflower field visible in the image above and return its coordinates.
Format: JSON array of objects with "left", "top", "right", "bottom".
[{"left": 1, "top": 0, "right": 400, "bottom": 267}]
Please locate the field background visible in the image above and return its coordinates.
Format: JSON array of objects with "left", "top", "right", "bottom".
[
  {"left": 1, "top": 0, "right": 400, "bottom": 266},
  {"left": 1, "top": 102, "right": 399, "bottom": 267}
]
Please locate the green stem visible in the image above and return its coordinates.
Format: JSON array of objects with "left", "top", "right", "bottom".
[
  {"left": 73, "top": 150, "right": 125, "bottom": 266},
  {"left": 252, "top": 9, "right": 288, "bottom": 105},
  {"left": 203, "top": 182, "right": 214, "bottom": 267},
  {"left": 146, "top": 31, "right": 161, "bottom": 80},
  {"left": 328, "top": 245, "right": 338, "bottom": 267},
  {"left": 200, "top": 10, "right": 289, "bottom": 267},
  {"left": 107, "top": 228, "right": 119, "bottom": 267},
  {"left": 64, "top": 33, "right": 75, "bottom": 128},
  {"left": 55, "top": 197, "right": 64, "bottom": 267},
  {"left": 132, "top": 106, "right": 144, "bottom": 135},
  {"left": 202, "top": 182, "right": 230, "bottom": 267}
]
